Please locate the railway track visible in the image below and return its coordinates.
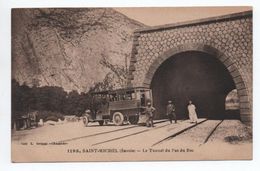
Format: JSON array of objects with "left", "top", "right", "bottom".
[
  {"left": 58, "top": 119, "right": 223, "bottom": 147},
  {"left": 200, "top": 120, "right": 224, "bottom": 145},
  {"left": 152, "top": 119, "right": 224, "bottom": 147},
  {"left": 91, "top": 121, "right": 173, "bottom": 146},
  {"left": 91, "top": 119, "right": 189, "bottom": 146},
  {"left": 58, "top": 119, "right": 169, "bottom": 143}
]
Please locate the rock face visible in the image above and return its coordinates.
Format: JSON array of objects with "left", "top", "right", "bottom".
[{"left": 12, "top": 8, "right": 145, "bottom": 92}]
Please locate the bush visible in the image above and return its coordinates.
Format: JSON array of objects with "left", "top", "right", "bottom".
[
  {"left": 45, "top": 115, "right": 59, "bottom": 122},
  {"left": 37, "top": 111, "right": 64, "bottom": 122}
]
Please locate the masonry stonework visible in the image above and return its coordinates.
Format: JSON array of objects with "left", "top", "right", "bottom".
[{"left": 128, "top": 11, "right": 252, "bottom": 123}]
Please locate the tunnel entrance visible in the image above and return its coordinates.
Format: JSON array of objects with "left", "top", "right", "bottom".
[{"left": 151, "top": 51, "right": 237, "bottom": 120}]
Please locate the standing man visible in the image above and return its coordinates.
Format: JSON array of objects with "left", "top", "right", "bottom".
[
  {"left": 145, "top": 102, "right": 156, "bottom": 127},
  {"left": 187, "top": 100, "right": 198, "bottom": 124},
  {"left": 166, "top": 100, "right": 177, "bottom": 124}
]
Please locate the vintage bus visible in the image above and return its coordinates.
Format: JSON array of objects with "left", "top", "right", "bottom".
[{"left": 82, "top": 87, "right": 153, "bottom": 126}]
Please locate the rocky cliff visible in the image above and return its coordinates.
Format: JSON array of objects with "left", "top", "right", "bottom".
[{"left": 12, "top": 8, "right": 145, "bottom": 92}]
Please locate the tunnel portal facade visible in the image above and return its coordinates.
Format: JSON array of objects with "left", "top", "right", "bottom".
[{"left": 127, "top": 11, "right": 252, "bottom": 123}]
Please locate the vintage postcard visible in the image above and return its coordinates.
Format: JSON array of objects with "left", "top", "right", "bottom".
[{"left": 11, "top": 7, "right": 252, "bottom": 162}]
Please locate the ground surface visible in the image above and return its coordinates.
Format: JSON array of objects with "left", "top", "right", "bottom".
[{"left": 11, "top": 119, "right": 252, "bottom": 162}]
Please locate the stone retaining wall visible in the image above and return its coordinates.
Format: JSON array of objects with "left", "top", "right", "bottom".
[{"left": 128, "top": 11, "right": 252, "bottom": 123}]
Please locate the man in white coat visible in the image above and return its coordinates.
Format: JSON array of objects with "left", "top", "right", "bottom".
[{"left": 187, "top": 100, "right": 198, "bottom": 124}]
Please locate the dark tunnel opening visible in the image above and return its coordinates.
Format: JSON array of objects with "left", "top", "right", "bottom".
[{"left": 150, "top": 51, "right": 238, "bottom": 120}]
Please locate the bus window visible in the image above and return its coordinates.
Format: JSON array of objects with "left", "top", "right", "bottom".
[
  {"left": 122, "top": 94, "right": 126, "bottom": 100},
  {"left": 101, "top": 96, "right": 108, "bottom": 105},
  {"left": 136, "top": 91, "right": 141, "bottom": 100},
  {"left": 131, "top": 92, "right": 136, "bottom": 99},
  {"left": 109, "top": 94, "right": 113, "bottom": 101},
  {"left": 126, "top": 91, "right": 135, "bottom": 100},
  {"left": 118, "top": 94, "right": 123, "bottom": 101},
  {"left": 145, "top": 90, "right": 151, "bottom": 101},
  {"left": 110, "top": 93, "right": 117, "bottom": 101},
  {"left": 140, "top": 94, "right": 145, "bottom": 106}
]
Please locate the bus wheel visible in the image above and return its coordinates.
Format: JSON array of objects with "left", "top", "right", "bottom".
[
  {"left": 113, "top": 112, "right": 124, "bottom": 126},
  {"left": 129, "top": 115, "right": 139, "bottom": 125},
  {"left": 83, "top": 116, "right": 89, "bottom": 127},
  {"left": 98, "top": 121, "right": 104, "bottom": 126}
]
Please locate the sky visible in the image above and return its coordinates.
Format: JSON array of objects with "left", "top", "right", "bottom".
[{"left": 115, "top": 7, "right": 252, "bottom": 26}]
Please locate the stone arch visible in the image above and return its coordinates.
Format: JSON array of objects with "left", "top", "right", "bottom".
[{"left": 142, "top": 43, "right": 250, "bottom": 123}]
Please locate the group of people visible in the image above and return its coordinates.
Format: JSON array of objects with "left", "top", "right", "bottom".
[
  {"left": 144, "top": 100, "right": 198, "bottom": 127},
  {"left": 14, "top": 111, "right": 39, "bottom": 130}
]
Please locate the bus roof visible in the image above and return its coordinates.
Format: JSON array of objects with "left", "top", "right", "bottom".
[{"left": 91, "top": 87, "right": 150, "bottom": 95}]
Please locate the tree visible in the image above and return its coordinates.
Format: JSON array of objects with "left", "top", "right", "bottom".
[{"left": 99, "top": 53, "right": 129, "bottom": 89}]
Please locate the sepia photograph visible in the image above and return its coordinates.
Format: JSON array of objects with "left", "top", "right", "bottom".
[{"left": 11, "top": 7, "right": 252, "bottom": 162}]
